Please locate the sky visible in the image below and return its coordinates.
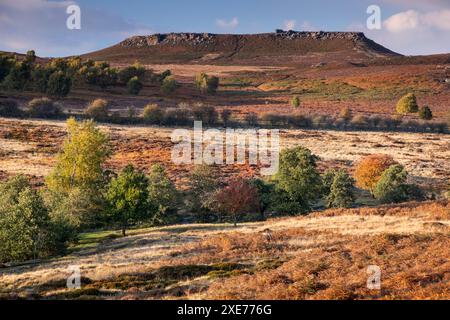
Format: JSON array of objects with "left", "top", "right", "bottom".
[{"left": 0, "top": 0, "right": 449, "bottom": 57}]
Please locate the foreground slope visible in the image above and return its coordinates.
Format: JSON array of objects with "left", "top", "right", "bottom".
[{"left": 0, "top": 201, "right": 448, "bottom": 300}]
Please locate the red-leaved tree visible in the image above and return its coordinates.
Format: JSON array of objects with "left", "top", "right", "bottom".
[{"left": 213, "top": 178, "right": 260, "bottom": 226}]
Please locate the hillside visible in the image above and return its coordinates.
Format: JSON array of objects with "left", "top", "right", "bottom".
[
  {"left": 83, "top": 31, "right": 400, "bottom": 66},
  {"left": 0, "top": 201, "right": 448, "bottom": 300}
]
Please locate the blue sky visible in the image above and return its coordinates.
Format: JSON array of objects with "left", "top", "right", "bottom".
[{"left": 1, "top": 0, "right": 449, "bottom": 57}]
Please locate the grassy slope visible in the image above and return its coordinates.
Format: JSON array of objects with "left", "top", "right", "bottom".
[{"left": 0, "top": 201, "right": 448, "bottom": 300}]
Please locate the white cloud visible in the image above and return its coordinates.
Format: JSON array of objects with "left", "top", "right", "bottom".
[
  {"left": 384, "top": 9, "right": 450, "bottom": 32},
  {"left": 283, "top": 20, "right": 296, "bottom": 30},
  {"left": 216, "top": 17, "right": 239, "bottom": 29}
]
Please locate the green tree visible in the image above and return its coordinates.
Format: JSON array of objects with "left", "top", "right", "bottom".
[
  {"left": 46, "top": 118, "right": 111, "bottom": 195},
  {"left": 275, "top": 146, "right": 322, "bottom": 213},
  {"left": 418, "top": 106, "right": 432, "bottom": 120},
  {"left": 0, "top": 176, "right": 54, "bottom": 263},
  {"left": 147, "top": 164, "right": 179, "bottom": 225},
  {"left": 106, "top": 165, "right": 149, "bottom": 236},
  {"left": 396, "top": 93, "right": 419, "bottom": 114},
  {"left": 187, "top": 165, "right": 221, "bottom": 222},
  {"left": 46, "top": 71, "right": 72, "bottom": 97},
  {"left": 373, "top": 164, "right": 409, "bottom": 203},
  {"left": 161, "top": 75, "right": 178, "bottom": 94},
  {"left": 31, "top": 65, "right": 51, "bottom": 93},
  {"left": 291, "top": 96, "right": 300, "bottom": 108},
  {"left": 326, "top": 170, "right": 355, "bottom": 208},
  {"left": 3, "top": 61, "right": 31, "bottom": 90},
  {"left": 118, "top": 63, "right": 146, "bottom": 84},
  {"left": 127, "top": 76, "right": 143, "bottom": 95},
  {"left": 0, "top": 54, "right": 15, "bottom": 82}
]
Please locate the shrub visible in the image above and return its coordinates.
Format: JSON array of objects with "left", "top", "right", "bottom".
[
  {"left": 373, "top": 164, "right": 408, "bottom": 203},
  {"left": 27, "top": 97, "right": 62, "bottom": 118},
  {"left": 211, "top": 178, "right": 260, "bottom": 226},
  {"left": 325, "top": 170, "right": 355, "bottom": 208},
  {"left": 287, "top": 113, "right": 312, "bottom": 128},
  {"left": 275, "top": 146, "right": 322, "bottom": 213},
  {"left": 106, "top": 165, "right": 149, "bottom": 236},
  {"left": 46, "top": 71, "right": 72, "bottom": 97},
  {"left": 396, "top": 93, "right": 418, "bottom": 114},
  {"left": 0, "top": 99, "right": 21, "bottom": 117},
  {"left": 85, "top": 98, "right": 109, "bottom": 120},
  {"left": 261, "top": 113, "right": 287, "bottom": 127},
  {"left": 191, "top": 103, "right": 218, "bottom": 125},
  {"left": 354, "top": 154, "right": 397, "bottom": 194},
  {"left": 127, "top": 76, "right": 143, "bottom": 95},
  {"left": 161, "top": 75, "right": 178, "bottom": 94},
  {"left": 143, "top": 104, "right": 163, "bottom": 124},
  {"left": 0, "top": 176, "right": 55, "bottom": 263},
  {"left": 291, "top": 96, "right": 300, "bottom": 108},
  {"left": 350, "top": 114, "right": 368, "bottom": 128},
  {"left": 418, "top": 106, "right": 432, "bottom": 120},
  {"left": 147, "top": 164, "right": 179, "bottom": 225}
]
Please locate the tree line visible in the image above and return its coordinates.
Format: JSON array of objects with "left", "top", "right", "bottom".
[{"left": 0, "top": 118, "right": 428, "bottom": 264}]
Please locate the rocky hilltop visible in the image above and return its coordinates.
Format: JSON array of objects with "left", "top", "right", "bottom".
[
  {"left": 84, "top": 30, "right": 400, "bottom": 66},
  {"left": 119, "top": 31, "right": 371, "bottom": 48}
]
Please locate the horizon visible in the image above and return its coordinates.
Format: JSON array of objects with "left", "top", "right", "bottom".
[{"left": 1, "top": 0, "right": 449, "bottom": 57}]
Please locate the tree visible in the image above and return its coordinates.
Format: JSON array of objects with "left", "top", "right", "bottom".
[
  {"left": 46, "top": 71, "right": 72, "bottom": 97},
  {"left": 118, "top": 63, "right": 146, "bottom": 84},
  {"left": 127, "top": 76, "right": 143, "bottom": 95},
  {"left": 212, "top": 178, "right": 260, "bottom": 226},
  {"left": 0, "top": 54, "right": 15, "bottom": 82},
  {"left": 221, "top": 109, "right": 232, "bottom": 127},
  {"left": 191, "top": 103, "right": 218, "bottom": 125},
  {"left": 147, "top": 164, "right": 179, "bottom": 225},
  {"left": 0, "top": 176, "right": 54, "bottom": 263},
  {"left": 85, "top": 98, "right": 109, "bottom": 120},
  {"left": 31, "top": 65, "right": 51, "bottom": 93},
  {"left": 373, "top": 164, "right": 409, "bottom": 203},
  {"left": 106, "top": 165, "right": 149, "bottom": 236},
  {"left": 25, "top": 50, "right": 37, "bottom": 64},
  {"left": 46, "top": 118, "right": 111, "bottom": 195},
  {"left": 354, "top": 154, "right": 397, "bottom": 195},
  {"left": 143, "top": 104, "right": 163, "bottom": 124},
  {"left": 161, "top": 75, "right": 178, "bottom": 94},
  {"left": 326, "top": 170, "right": 355, "bottom": 208},
  {"left": 195, "top": 73, "right": 219, "bottom": 94},
  {"left": 291, "top": 96, "right": 300, "bottom": 108},
  {"left": 27, "top": 97, "right": 62, "bottom": 118},
  {"left": 275, "top": 146, "right": 322, "bottom": 213},
  {"left": 396, "top": 93, "right": 419, "bottom": 114},
  {"left": 187, "top": 165, "right": 221, "bottom": 222},
  {"left": 339, "top": 107, "right": 352, "bottom": 121},
  {"left": 418, "top": 106, "right": 432, "bottom": 120},
  {"left": 3, "top": 61, "right": 31, "bottom": 90}
]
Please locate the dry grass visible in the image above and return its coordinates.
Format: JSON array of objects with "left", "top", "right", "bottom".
[{"left": 0, "top": 201, "right": 448, "bottom": 300}]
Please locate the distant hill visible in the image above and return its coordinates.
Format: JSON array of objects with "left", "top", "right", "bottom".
[{"left": 82, "top": 30, "right": 401, "bottom": 66}]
